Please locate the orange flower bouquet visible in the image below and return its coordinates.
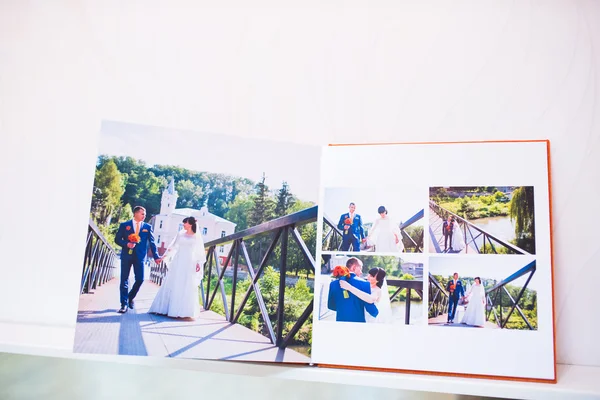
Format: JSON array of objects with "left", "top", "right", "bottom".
[
  {"left": 332, "top": 265, "right": 351, "bottom": 299},
  {"left": 127, "top": 233, "right": 141, "bottom": 255},
  {"left": 449, "top": 283, "right": 456, "bottom": 293},
  {"left": 344, "top": 217, "right": 352, "bottom": 234}
]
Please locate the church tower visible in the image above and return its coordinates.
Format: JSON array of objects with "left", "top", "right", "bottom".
[{"left": 160, "top": 177, "right": 178, "bottom": 215}]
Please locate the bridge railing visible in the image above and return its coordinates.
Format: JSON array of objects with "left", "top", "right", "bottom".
[
  {"left": 429, "top": 200, "right": 530, "bottom": 255},
  {"left": 149, "top": 258, "right": 168, "bottom": 285},
  {"left": 428, "top": 273, "right": 449, "bottom": 318},
  {"left": 80, "top": 219, "right": 118, "bottom": 294},
  {"left": 203, "top": 206, "right": 317, "bottom": 348},
  {"left": 387, "top": 279, "right": 423, "bottom": 324},
  {"left": 398, "top": 208, "right": 424, "bottom": 252},
  {"left": 322, "top": 214, "right": 345, "bottom": 251},
  {"left": 485, "top": 260, "right": 537, "bottom": 330},
  {"left": 322, "top": 209, "right": 424, "bottom": 252},
  {"left": 150, "top": 207, "right": 317, "bottom": 348}
]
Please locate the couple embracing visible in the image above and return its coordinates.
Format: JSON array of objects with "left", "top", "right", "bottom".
[
  {"left": 327, "top": 257, "right": 393, "bottom": 323},
  {"left": 115, "top": 206, "right": 206, "bottom": 320}
]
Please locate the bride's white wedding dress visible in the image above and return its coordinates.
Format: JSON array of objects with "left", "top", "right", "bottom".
[
  {"left": 365, "top": 280, "right": 393, "bottom": 323},
  {"left": 149, "top": 230, "right": 207, "bottom": 318},
  {"left": 368, "top": 216, "right": 404, "bottom": 252},
  {"left": 451, "top": 221, "right": 466, "bottom": 252},
  {"left": 460, "top": 283, "right": 486, "bottom": 326}
]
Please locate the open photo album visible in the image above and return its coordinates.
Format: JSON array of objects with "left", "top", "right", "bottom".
[{"left": 76, "top": 121, "right": 555, "bottom": 383}]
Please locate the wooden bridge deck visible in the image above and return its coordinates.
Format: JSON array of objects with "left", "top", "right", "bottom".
[
  {"left": 428, "top": 309, "right": 498, "bottom": 329},
  {"left": 428, "top": 206, "right": 478, "bottom": 254},
  {"left": 74, "top": 278, "right": 310, "bottom": 363}
]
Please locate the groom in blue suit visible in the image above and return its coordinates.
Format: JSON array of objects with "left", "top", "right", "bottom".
[
  {"left": 337, "top": 202, "right": 365, "bottom": 252},
  {"left": 446, "top": 272, "right": 465, "bottom": 323},
  {"left": 327, "top": 257, "right": 379, "bottom": 322},
  {"left": 115, "top": 206, "right": 161, "bottom": 313}
]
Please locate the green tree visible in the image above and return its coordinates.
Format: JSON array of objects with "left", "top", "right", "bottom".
[
  {"left": 509, "top": 186, "right": 536, "bottom": 253},
  {"left": 285, "top": 200, "right": 317, "bottom": 277},
  {"left": 248, "top": 173, "right": 275, "bottom": 227},
  {"left": 91, "top": 159, "right": 124, "bottom": 226},
  {"left": 102, "top": 156, "right": 164, "bottom": 219},
  {"left": 175, "top": 179, "right": 204, "bottom": 209},
  {"left": 225, "top": 194, "right": 254, "bottom": 232},
  {"left": 274, "top": 182, "right": 295, "bottom": 217},
  {"left": 402, "top": 225, "right": 424, "bottom": 252},
  {"left": 117, "top": 203, "right": 133, "bottom": 222},
  {"left": 456, "top": 197, "right": 477, "bottom": 219}
]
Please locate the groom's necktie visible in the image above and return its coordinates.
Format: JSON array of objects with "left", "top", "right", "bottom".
[{"left": 135, "top": 221, "right": 140, "bottom": 235}]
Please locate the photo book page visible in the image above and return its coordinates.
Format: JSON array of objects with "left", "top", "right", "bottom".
[
  {"left": 75, "top": 125, "right": 554, "bottom": 382},
  {"left": 311, "top": 140, "right": 555, "bottom": 382},
  {"left": 75, "top": 120, "right": 321, "bottom": 363}
]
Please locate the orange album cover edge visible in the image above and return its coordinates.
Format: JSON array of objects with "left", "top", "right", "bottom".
[{"left": 311, "top": 139, "right": 557, "bottom": 384}]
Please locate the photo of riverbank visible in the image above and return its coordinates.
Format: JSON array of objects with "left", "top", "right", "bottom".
[{"left": 428, "top": 186, "right": 535, "bottom": 255}]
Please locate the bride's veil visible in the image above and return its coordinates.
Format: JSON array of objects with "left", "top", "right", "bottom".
[
  {"left": 162, "top": 230, "right": 182, "bottom": 264},
  {"left": 378, "top": 279, "right": 393, "bottom": 323}
]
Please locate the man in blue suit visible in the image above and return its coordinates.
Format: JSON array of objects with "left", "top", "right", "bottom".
[
  {"left": 446, "top": 272, "right": 465, "bottom": 323},
  {"left": 327, "top": 257, "right": 379, "bottom": 322},
  {"left": 337, "top": 202, "right": 365, "bottom": 252},
  {"left": 115, "top": 206, "right": 162, "bottom": 313}
]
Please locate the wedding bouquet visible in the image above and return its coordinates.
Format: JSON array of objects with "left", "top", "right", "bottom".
[
  {"left": 449, "top": 283, "right": 455, "bottom": 293},
  {"left": 127, "top": 233, "right": 141, "bottom": 255},
  {"left": 332, "top": 265, "right": 351, "bottom": 299},
  {"left": 343, "top": 217, "right": 352, "bottom": 234}
]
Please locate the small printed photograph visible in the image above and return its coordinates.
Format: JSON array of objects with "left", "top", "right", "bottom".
[
  {"left": 428, "top": 186, "right": 535, "bottom": 255},
  {"left": 75, "top": 120, "right": 322, "bottom": 363},
  {"left": 321, "top": 187, "right": 424, "bottom": 254},
  {"left": 428, "top": 256, "right": 538, "bottom": 330},
  {"left": 316, "top": 254, "right": 424, "bottom": 325}
]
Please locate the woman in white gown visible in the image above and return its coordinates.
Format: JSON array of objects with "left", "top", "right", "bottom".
[
  {"left": 367, "top": 206, "right": 404, "bottom": 253},
  {"left": 149, "top": 216, "right": 207, "bottom": 319},
  {"left": 460, "top": 277, "right": 486, "bottom": 327},
  {"left": 339, "top": 267, "right": 393, "bottom": 323},
  {"left": 450, "top": 217, "right": 466, "bottom": 252}
]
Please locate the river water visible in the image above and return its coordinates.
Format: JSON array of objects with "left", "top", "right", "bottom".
[
  {"left": 467, "top": 215, "right": 516, "bottom": 249},
  {"left": 391, "top": 300, "right": 424, "bottom": 325}
]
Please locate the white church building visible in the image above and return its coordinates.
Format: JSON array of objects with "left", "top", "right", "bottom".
[{"left": 150, "top": 178, "right": 236, "bottom": 265}]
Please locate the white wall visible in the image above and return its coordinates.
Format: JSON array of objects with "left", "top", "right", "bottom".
[{"left": 0, "top": 0, "right": 599, "bottom": 368}]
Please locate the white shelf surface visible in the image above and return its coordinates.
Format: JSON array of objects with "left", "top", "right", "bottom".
[{"left": 0, "top": 344, "right": 598, "bottom": 400}]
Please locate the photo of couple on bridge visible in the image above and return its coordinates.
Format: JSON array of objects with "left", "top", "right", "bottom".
[
  {"left": 435, "top": 272, "right": 487, "bottom": 327},
  {"left": 74, "top": 120, "right": 322, "bottom": 363},
  {"left": 428, "top": 256, "right": 539, "bottom": 331},
  {"left": 429, "top": 186, "right": 536, "bottom": 255},
  {"left": 322, "top": 187, "right": 425, "bottom": 254}
]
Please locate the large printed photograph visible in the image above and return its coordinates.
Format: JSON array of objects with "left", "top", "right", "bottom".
[
  {"left": 75, "top": 120, "right": 321, "bottom": 362},
  {"left": 428, "top": 186, "right": 535, "bottom": 255}
]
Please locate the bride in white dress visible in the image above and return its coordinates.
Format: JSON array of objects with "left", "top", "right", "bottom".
[
  {"left": 460, "top": 277, "right": 486, "bottom": 327},
  {"left": 339, "top": 267, "right": 393, "bottom": 323},
  {"left": 149, "top": 216, "right": 207, "bottom": 319},
  {"left": 367, "top": 206, "right": 404, "bottom": 253},
  {"left": 450, "top": 217, "right": 466, "bottom": 252}
]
